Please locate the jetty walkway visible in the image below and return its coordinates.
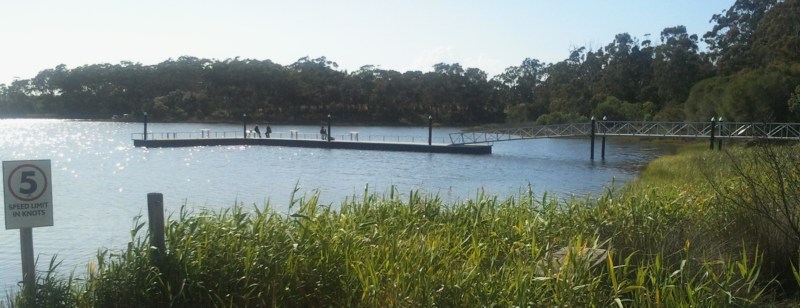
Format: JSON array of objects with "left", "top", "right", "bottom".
[
  {"left": 132, "top": 119, "right": 800, "bottom": 158},
  {"left": 448, "top": 119, "right": 800, "bottom": 159},
  {"left": 449, "top": 120, "right": 800, "bottom": 144},
  {"left": 131, "top": 130, "right": 492, "bottom": 155}
]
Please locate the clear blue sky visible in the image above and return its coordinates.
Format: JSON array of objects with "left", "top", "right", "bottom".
[{"left": 0, "top": 0, "right": 733, "bottom": 86}]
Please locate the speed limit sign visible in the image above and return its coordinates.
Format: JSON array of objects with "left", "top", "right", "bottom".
[{"left": 3, "top": 160, "right": 53, "bottom": 229}]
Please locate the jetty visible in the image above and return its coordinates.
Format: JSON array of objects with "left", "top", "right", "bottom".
[
  {"left": 132, "top": 117, "right": 800, "bottom": 158},
  {"left": 131, "top": 130, "right": 492, "bottom": 155}
]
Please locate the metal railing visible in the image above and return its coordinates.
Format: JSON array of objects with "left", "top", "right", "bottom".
[
  {"left": 599, "top": 121, "right": 800, "bottom": 140},
  {"left": 717, "top": 122, "right": 800, "bottom": 139},
  {"left": 132, "top": 130, "right": 449, "bottom": 145},
  {"left": 132, "top": 130, "right": 245, "bottom": 140},
  {"left": 450, "top": 123, "right": 591, "bottom": 144},
  {"left": 597, "top": 121, "right": 710, "bottom": 137},
  {"left": 450, "top": 121, "right": 800, "bottom": 144}
]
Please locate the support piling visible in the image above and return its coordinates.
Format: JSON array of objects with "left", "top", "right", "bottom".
[
  {"left": 717, "top": 119, "right": 723, "bottom": 150},
  {"left": 147, "top": 193, "right": 165, "bottom": 266},
  {"left": 143, "top": 112, "right": 148, "bottom": 141},
  {"left": 428, "top": 115, "right": 433, "bottom": 146},
  {"left": 710, "top": 117, "right": 716, "bottom": 150},
  {"left": 590, "top": 117, "right": 596, "bottom": 160},
  {"left": 601, "top": 135, "right": 606, "bottom": 160}
]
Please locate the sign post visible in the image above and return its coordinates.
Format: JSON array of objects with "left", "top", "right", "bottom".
[{"left": 4, "top": 159, "right": 54, "bottom": 303}]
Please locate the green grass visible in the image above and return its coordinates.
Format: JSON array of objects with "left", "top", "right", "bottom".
[{"left": 6, "top": 142, "right": 800, "bottom": 307}]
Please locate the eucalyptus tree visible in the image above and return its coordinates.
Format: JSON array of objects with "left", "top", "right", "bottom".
[
  {"left": 252, "top": 59, "right": 293, "bottom": 121},
  {"left": 153, "top": 56, "right": 209, "bottom": 94},
  {"left": 111, "top": 61, "right": 155, "bottom": 118},
  {"left": 53, "top": 63, "right": 115, "bottom": 117},
  {"left": 652, "top": 26, "right": 712, "bottom": 107},
  {"left": 750, "top": 0, "right": 800, "bottom": 66},
  {"left": 368, "top": 68, "right": 406, "bottom": 122},
  {"left": 704, "top": 0, "right": 780, "bottom": 74},
  {"left": 540, "top": 47, "right": 596, "bottom": 117},
  {"left": 0, "top": 84, "right": 7, "bottom": 115},
  {"left": 686, "top": 0, "right": 800, "bottom": 122},
  {"left": 25, "top": 64, "right": 70, "bottom": 114},
  {"left": 398, "top": 70, "right": 426, "bottom": 121},
  {"left": 421, "top": 63, "right": 465, "bottom": 121},
  {"left": 286, "top": 56, "right": 347, "bottom": 121},
  {"left": 0, "top": 81, "right": 33, "bottom": 116},
  {"left": 493, "top": 58, "right": 547, "bottom": 121},
  {"left": 597, "top": 33, "right": 653, "bottom": 106},
  {"left": 347, "top": 65, "right": 379, "bottom": 121},
  {"left": 461, "top": 67, "right": 496, "bottom": 123}
]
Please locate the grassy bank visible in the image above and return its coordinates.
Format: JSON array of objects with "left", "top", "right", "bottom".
[{"left": 6, "top": 143, "right": 800, "bottom": 307}]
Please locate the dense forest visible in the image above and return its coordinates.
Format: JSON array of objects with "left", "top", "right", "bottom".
[{"left": 1, "top": 0, "right": 799, "bottom": 125}]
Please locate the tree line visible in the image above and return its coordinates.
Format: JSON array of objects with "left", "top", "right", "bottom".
[{"left": 1, "top": 0, "right": 798, "bottom": 125}]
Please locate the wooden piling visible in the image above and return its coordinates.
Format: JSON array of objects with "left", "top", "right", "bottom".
[
  {"left": 601, "top": 135, "right": 606, "bottom": 160},
  {"left": 590, "top": 118, "right": 596, "bottom": 160},
  {"left": 147, "top": 193, "right": 166, "bottom": 265},
  {"left": 710, "top": 117, "right": 716, "bottom": 150}
]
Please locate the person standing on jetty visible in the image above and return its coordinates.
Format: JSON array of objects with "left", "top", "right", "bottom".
[
  {"left": 254, "top": 125, "right": 262, "bottom": 138},
  {"left": 320, "top": 126, "right": 327, "bottom": 140},
  {"left": 266, "top": 124, "right": 272, "bottom": 138}
]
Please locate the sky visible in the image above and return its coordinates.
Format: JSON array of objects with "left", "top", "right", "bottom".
[{"left": 0, "top": 0, "right": 734, "bottom": 86}]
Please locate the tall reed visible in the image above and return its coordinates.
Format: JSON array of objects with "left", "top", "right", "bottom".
[{"left": 69, "top": 185, "right": 774, "bottom": 306}]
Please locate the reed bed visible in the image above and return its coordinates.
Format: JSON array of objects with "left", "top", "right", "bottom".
[{"left": 9, "top": 143, "right": 800, "bottom": 307}]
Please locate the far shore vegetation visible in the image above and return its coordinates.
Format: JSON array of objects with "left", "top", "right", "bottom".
[
  {"left": 2, "top": 0, "right": 799, "bottom": 127},
  {"left": 3, "top": 141, "right": 800, "bottom": 307}
]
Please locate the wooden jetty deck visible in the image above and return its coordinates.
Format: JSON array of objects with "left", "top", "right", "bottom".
[{"left": 132, "top": 131, "right": 492, "bottom": 155}]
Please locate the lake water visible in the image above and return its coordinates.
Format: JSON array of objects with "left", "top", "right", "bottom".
[{"left": 0, "top": 119, "right": 672, "bottom": 291}]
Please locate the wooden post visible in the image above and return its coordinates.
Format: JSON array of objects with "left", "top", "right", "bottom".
[
  {"left": 710, "top": 117, "right": 716, "bottom": 150},
  {"left": 327, "top": 114, "right": 332, "bottom": 142},
  {"left": 143, "top": 112, "right": 148, "bottom": 141},
  {"left": 590, "top": 117, "right": 596, "bottom": 160},
  {"left": 601, "top": 116, "right": 606, "bottom": 160},
  {"left": 147, "top": 193, "right": 165, "bottom": 265},
  {"left": 717, "top": 118, "right": 723, "bottom": 150},
  {"left": 20, "top": 227, "right": 35, "bottom": 303},
  {"left": 243, "top": 113, "right": 247, "bottom": 139},
  {"left": 428, "top": 115, "right": 433, "bottom": 146},
  {"left": 601, "top": 136, "right": 606, "bottom": 160}
]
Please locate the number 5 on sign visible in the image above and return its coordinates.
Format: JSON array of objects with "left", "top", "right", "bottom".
[{"left": 4, "top": 160, "right": 54, "bottom": 229}]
